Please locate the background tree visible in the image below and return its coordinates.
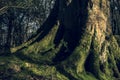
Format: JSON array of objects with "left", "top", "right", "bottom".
[{"left": 0, "top": 0, "right": 55, "bottom": 53}]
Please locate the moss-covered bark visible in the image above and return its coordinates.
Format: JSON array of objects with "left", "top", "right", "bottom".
[{"left": 2, "top": 0, "right": 119, "bottom": 80}]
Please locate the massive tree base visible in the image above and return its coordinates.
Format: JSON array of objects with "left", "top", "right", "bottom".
[{"left": 0, "top": 0, "right": 120, "bottom": 80}]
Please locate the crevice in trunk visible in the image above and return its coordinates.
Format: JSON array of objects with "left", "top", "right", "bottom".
[
  {"left": 53, "top": 0, "right": 89, "bottom": 63},
  {"left": 116, "top": 59, "right": 120, "bottom": 72},
  {"left": 110, "top": 0, "right": 120, "bottom": 35},
  {"left": 54, "top": 23, "right": 65, "bottom": 47}
]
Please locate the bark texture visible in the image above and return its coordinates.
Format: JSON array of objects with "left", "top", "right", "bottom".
[{"left": 10, "top": 0, "right": 120, "bottom": 80}]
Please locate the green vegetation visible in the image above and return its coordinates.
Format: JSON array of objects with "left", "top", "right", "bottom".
[
  {"left": 0, "top": 55, "right": 69, "bottom": 80},
  {"left": 0, "top": 0, "right": 120, "bottom": 80}
]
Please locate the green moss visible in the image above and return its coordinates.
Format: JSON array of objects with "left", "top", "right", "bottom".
[
  {"left": 0, "top": 24, "right": 71, "bottom": 80},
  {"left": 109, "top": 36, "right": 120, "bottom": 58},
  {"left": 56, "top": 72, "right": 69, "bottom": 80},
  {"left": 11, "top": 24, "right": 58, "bottom": 54},
  {"left": 0, "top": 55, "right": 68, "bottom": 80},
  {"left": 11, "top": 33, "right": 41, "bottom": 53},
  {"left": 63, "top": 31, "right": 93, "bottom": 73},
  {"left": 56, "top": 30, "right": 95, "bottom": 80},
  {"left": 78, "top": 72, "right": 97, "bottom": 80},
  {"left": 11, "top": 24, "right": 60, "bottom": 64}
]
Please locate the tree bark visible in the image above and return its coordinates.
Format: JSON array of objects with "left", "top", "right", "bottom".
[{"left": 13, "top": 0, "right": 120, "bottom": 79}]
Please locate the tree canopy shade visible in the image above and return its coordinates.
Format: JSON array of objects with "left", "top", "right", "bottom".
[{"left": 0, "top": 0, "right": 120, "bottom": 80}]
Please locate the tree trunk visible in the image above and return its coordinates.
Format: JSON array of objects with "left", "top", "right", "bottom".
[{"left": 13, "top": 0, "right": 120, "bottom": 79}]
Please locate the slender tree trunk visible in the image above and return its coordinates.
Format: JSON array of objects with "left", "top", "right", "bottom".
[{"left": 5, "top": 14, "right": 13, "bottom": 54}]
